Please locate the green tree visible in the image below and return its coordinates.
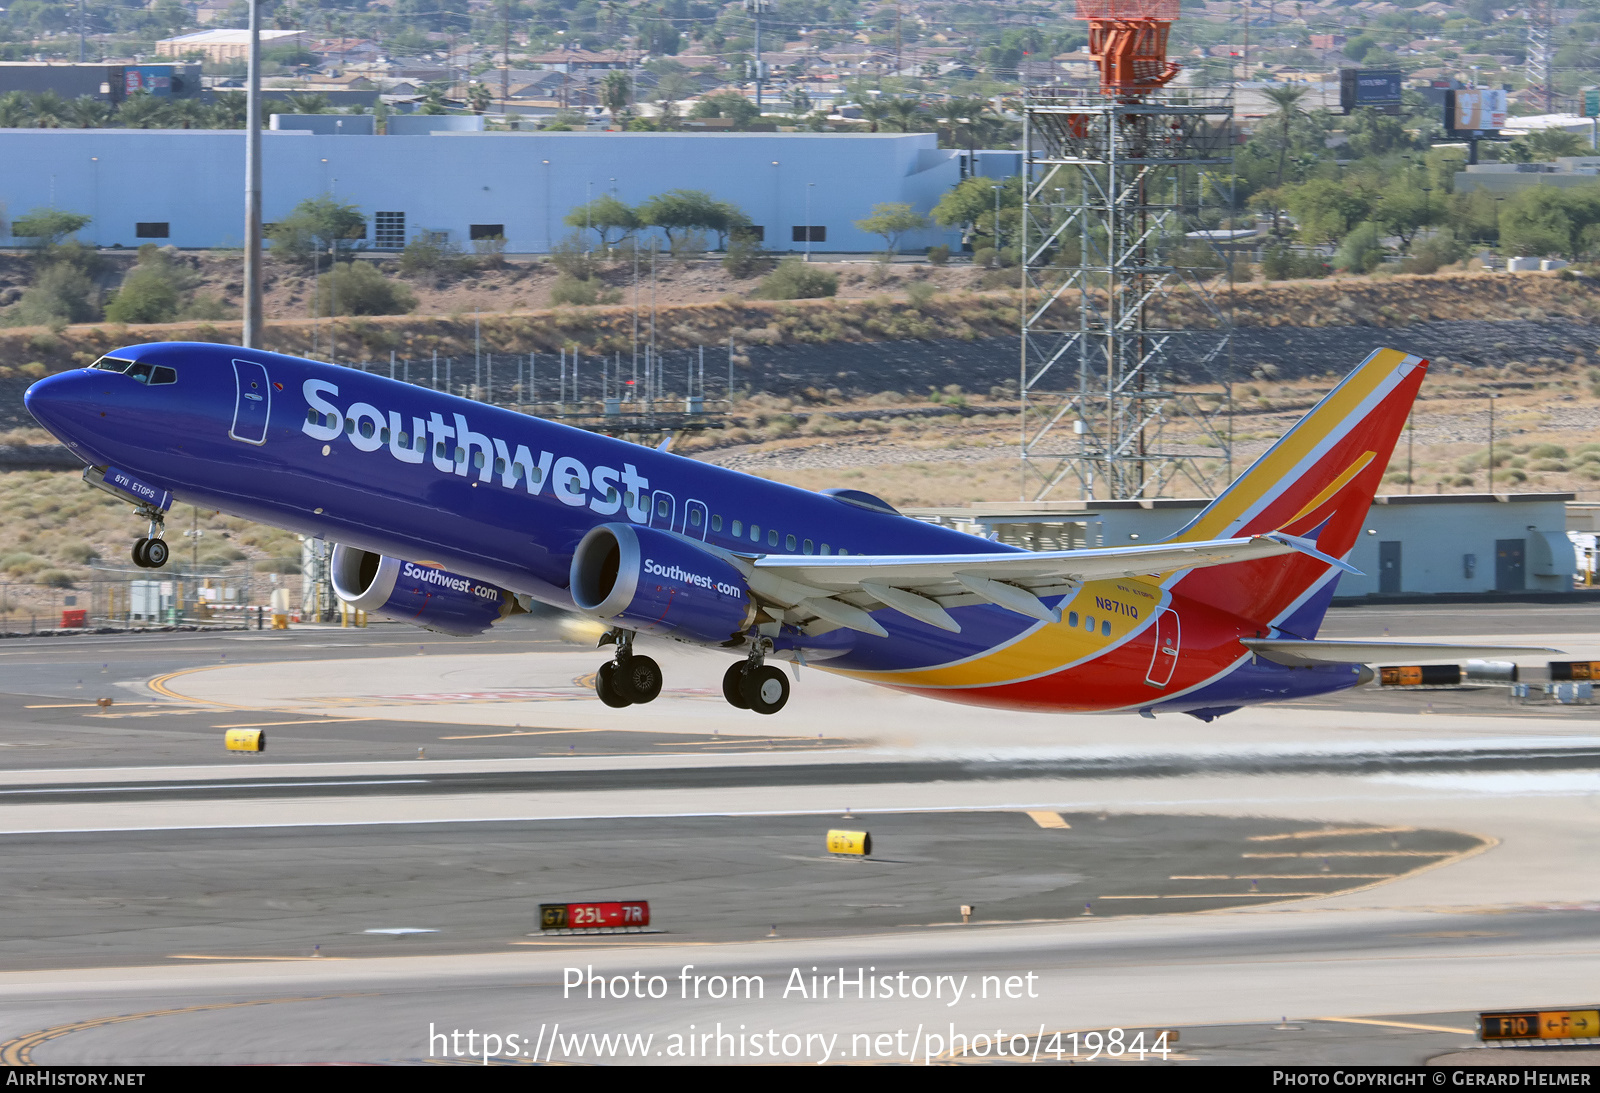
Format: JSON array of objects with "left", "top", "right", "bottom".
[
  {"left": 30, "top": 91, "right": 66, "bottom": 128},
  {"left": 1283, "top": 177, "right": 1372, "bottom": 245},
  {"left": 12, "top": 208, "right": 90, "bottom": 248},
  {"left": 1262, "top": 84, "right": 1308, "bottom": 235},
  {"left": 931, "top": 176, "right": 1021, "bottom": 250},
  {"left": 1498, "top": 184, "right": 1600, "bottom": 258},
  {"left": 884, "top": 96, "right": 925, "bottom": 132},
  {"left": 564, "top": 194, "right": 642, "bottom": 248},
  {"left": 689, "top": 92, "right": 760, "bottom": 129},
  {"left": 1333, "top": 220, "right": 1385, "bottom": 272},
  {"left": 0, "top": 91, "right": 29, "bottom": 128},
  {"left": 752, "top": 257, "right": 837, "bottom": 299},
  {"left": 787, "top": 87, "right": 812, "bottom": 116},
  {"left": 315, "top": 261, "right": 417, "bottom": 315},
  {"left": 601, "top": 71, "right": 631, "bottom": 125},
  {"left": 65, "top": 95, "right": 112, "bottom": 129},
  {"left": 1507, "top": 128, "right": 1587, "bottom": 162},
  {"left": 267, "top": 196, "right": 367, "bottom": 262},
  {"left": 210, "top": 91, "right": 248, "bottom": 128},
  {"left": 116, "top": 92, "right": 170, "bottom": 129},
  {"left": 467, "top": 82, "right": 492, "bottom": 115},
  {"left": 640, "top": 189, "right": 729, "bottom": 245},
  {"left": 854, "top": 96, "right": 889, "bottom": 133},
  {"left": 3, "top": 263, "right": 97, "bottom": 327},
  {"left": 1343, "top": 107, "right": 1418, "bottom": 159},
  {"left": 855, "top": 202, "right": 930, "bottom": 254},
  {"left": 1373, "top": 172, "right": 1440, "bottom": 253}
]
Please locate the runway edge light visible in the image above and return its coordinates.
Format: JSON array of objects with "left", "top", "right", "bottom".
[
  {"left": 827, "top": 829, "right": 871, "bottom": 856},
  {"left": 224, "top": 728, "right": 264, "bottom": 752}
]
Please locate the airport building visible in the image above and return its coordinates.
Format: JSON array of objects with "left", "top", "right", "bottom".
[
  {"left": 908, "top": 492, "right": 1578, "bottom": 597},
  {"left": 0, "top": 126, "right": 963, "bottom": 254}
]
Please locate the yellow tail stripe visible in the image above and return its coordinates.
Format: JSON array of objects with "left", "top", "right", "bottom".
[
  {"left": 1283, "top": 450, "right": 1375, "bottom": 527},
  {"left": 1175, "top": 348, "right": 1412, "bottom": 543}
]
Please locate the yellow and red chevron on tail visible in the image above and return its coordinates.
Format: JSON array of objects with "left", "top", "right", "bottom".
[{"left": 1163, "top": 347, "right": 1427, "bottom": 628}]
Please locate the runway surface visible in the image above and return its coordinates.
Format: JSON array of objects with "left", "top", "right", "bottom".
[{"left": 0, "top": 601, "right": 1595, "bottom": 1065}]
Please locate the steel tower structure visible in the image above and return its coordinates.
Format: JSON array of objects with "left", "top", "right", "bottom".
[
  {"left": 1019, "top": 0, "right": 1235, "bottom": 501},
  {"left": 1526, "top": 0, "right": 1554, "bottom": 114}
]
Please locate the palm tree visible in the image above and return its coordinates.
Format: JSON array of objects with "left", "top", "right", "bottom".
[
  {"left": 65, "top": 95, "right": 112, "bottom": 129},
  {"left": 169, "top": 97, "right": 209, "bottom": 129},
  {"left": 652, "top": 72, "right": 695, "bottom": 129},
  {"left": 467, "top": 82, "right": 492, "bottom": 115},
  {"left": 788, "top": 86, "right": 811, "bottom": 116},
  {"left": 884, "top": 96, "right": 924, "bottom": 132},
  {"left": 1262, "top": 84, "right": 1308, "bottom": 238},
  {"left": 0, "top": 91, "right": 28, "bottom": 128},
  {"left": 30, "top": 91, "right": 67, "bottom": 128},
  {"left": 943, "top": 96, "right": 994, "bottom": 160},
  {"left": 295, "top": 93, "right": 332, "bottom": 114},
  {"left": 600, "top": 71, "right": 631, "bottom": 126},
  {"left": 117, "top": 92, "right": 171, "bottom": 129},
  {"left": 855, "top": 97, "right": 889, "bottom": 133},
  {"left": 1263, "top": 84, "right": 1308, "bottom": 191},
  {"left": 210, "top": 91, "right": 248, "bottom": 129}
]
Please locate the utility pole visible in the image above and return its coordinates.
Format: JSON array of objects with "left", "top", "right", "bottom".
[
  {"left": 502, "top": 0, "right": 511, "bottom": 120},
  {"left": 77, "top": 0, "right": 84, "bottom": 63},
  {"left": 243, "top": 0, "right": 263, "bottom": 349},
  {"left": 744, "top": 0, "right": 770, "bottom": 113}
]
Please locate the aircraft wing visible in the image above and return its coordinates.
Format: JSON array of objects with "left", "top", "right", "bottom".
[
  {"left": 729, "top": 534, "right": 1347, "bottom": 637},
  {"left": 1241, "top": 639, "right": 1563, "bottom": 667}
]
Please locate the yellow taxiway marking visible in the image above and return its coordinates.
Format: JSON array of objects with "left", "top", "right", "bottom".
[
  {"left": 1244, "top": 850, "right": 1454, "bottom": 858},
  {"left": 1314, "top": 1016, "right": 1474, "bottom": 1035},
  {"left": 168, "top": 954, "right": 349, "bottom": 962},
  {"left": 1249, "top": 826, "right": 1415, "bottom": 842},
  {"left": 148, "top": 664, "right": 254, "bottom": 708},
  {"left": 25, "top": 703, "right": 169, "bottom": 709},
  {"left": 1027, "top": 811, "right": 1071, "bottom": 829},
  {"left": 1172, "top": 874, "right": 1396, "bottom": 880},
  {"left": 1098, "top": 893, "right": 1331, "bottom": 899},
  {"left": 438, "top": 727, "right": 616, "bottom": 740},
  {"left": 0, "top": 994, "right": 366, "bottom": 1065},
  {"left": 212, "top": 717, "right": 374, "bottom": 729}
]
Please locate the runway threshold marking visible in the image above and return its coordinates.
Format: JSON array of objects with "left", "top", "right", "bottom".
[
  {"left": 1249, "top": 826, "right": 1415, "bottom": 842},
  {"left": 1314, "top": 1016, "right": 1475, "bottom": 1035},
  {"left": 0, "top": 994, "right": 367, "bottom": 1065},
  {"left": 1027, "top": 811, "right": 1071, "bottom": 829},
  {"left": 212, "top": 718, "right": 376, "bottom": 729}
]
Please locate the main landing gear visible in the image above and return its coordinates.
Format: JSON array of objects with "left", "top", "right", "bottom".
[
  {"left": 594, "top": 629, "right": 663, "bottom": 709},
  {"left": 130, "top": 505, "right": 169, "bottom": 569},
  {"left": 721, "top": 640, "right": 790, "bottom": 716}
]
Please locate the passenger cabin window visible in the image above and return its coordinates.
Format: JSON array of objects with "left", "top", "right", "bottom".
[
  {"left": 803, "top": 539, "right": 814, "bottom": 554},
  {"left": 768, "top": 530, "right": 778, "bottom": 547},
  {"left": 732, "top": 520, "right": 743, "bottom": 536},
  {"left": 786, "top": 534, "right": 797, "bottom": 551},
  {"left": 1101, "top": 619, "right": 1111, "bottom": 636},
  {"left": 712, "top": 515, "right": 723, "bottom": 532}
]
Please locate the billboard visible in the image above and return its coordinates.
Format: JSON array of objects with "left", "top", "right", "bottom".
[
  {"left": 1450, "top": 88, "right": 1508, "bottom": 135},
  {"left": 1339, "top": 68, "right": 1403, "bottom": 113}
]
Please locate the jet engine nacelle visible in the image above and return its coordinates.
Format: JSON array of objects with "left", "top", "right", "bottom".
[
  {"left": 330, "top": 544, "right": 523, "bottom": 637},
  {"left": 571, "top": 523, "right": 756, "bottom": 645}
]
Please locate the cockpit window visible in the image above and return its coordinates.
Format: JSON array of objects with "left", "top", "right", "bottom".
[
  {"left": 118, "top": 362, "right": 177, "bottom": 386},
  {"left": 89, "top": 357, "right": 175, "bottom": 384}
]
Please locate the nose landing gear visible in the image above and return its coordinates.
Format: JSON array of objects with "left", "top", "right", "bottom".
[
  {"left": 593, "top": 629, "right": 663, "bottom": 708},
  {"left": 130, "top": 506, "right": 169, "bottom": 569},
  {"left": 722, "top": 640, "right": 789, "bottom": 715}
]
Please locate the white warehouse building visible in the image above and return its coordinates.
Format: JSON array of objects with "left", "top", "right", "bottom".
[{"left": 0, "top": 126, "right": 964, "bottom": 254}]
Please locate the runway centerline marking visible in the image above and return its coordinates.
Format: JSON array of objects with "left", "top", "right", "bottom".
[
  {"left": 438, "top": 728, "right": 615, "bottom": 740},
  {"left": 1314, "top": 1016, "right": 1475, "bottom": 1035}
]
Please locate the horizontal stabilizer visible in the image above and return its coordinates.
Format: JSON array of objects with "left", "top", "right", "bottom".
[{"left": 1242, "top": 639, "right": 1563, "bottom": 668}]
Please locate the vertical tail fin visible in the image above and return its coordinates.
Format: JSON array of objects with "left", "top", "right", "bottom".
[{"left": 1165, "top": 347, "right": 1428, "bottom": 633}]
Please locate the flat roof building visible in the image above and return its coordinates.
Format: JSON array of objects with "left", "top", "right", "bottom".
[
  {"left": 907, "top": 493, "right": 1577, "bottom": 598},
  {"left": 0, "top": 128, "right": 962, "bottom": 254}
]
